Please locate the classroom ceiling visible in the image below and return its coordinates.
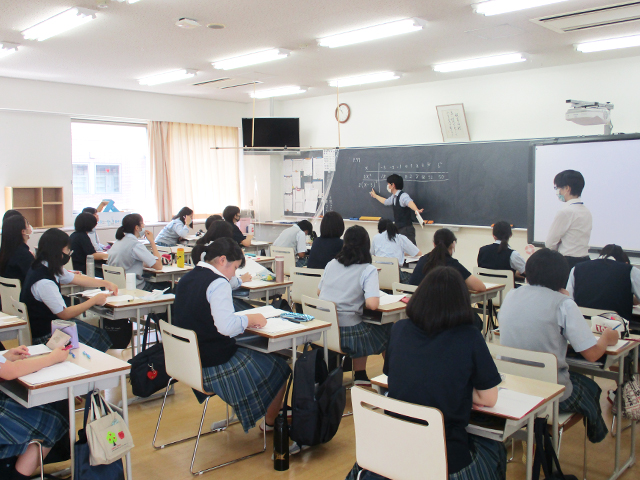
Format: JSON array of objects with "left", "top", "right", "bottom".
[{"left": 1, "top": 0, "right": 640, "bottom": 104}]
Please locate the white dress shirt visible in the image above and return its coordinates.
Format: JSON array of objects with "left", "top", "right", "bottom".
[
  {"left": 384, "top": 191, "right": 412, "bottom": 207},
  {"left": 545, "top": 198, "right": 592, "bottom": 257},
  {"left": 31, "top": 262, "right": 75, "bottom": 315}
]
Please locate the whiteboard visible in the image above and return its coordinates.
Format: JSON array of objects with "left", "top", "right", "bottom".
[{"left": 533, "top": 138, "right": 640, "bottom": 251}]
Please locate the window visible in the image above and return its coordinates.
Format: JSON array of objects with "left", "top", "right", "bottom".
[
  {"left": 95, "top": 165, "right": 120, "bottom": 194},
  {"left": 73, "top": 164, "right": 89, "bottom": 194}
]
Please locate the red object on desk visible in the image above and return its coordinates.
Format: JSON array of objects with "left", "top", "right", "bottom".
[{"left": 400, "top": 296, "right": 410, "bottom": 304}]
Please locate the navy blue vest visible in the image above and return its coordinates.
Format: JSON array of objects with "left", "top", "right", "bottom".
[
  {"left": 392, "top": 191, "right": 413, "bottom": 229},
  {"left": 20, "top": 263, "right": 60, "bottom": 339},
  {"left": 173, "top": 266, "right": 238, "bottom": 367},
  {"left": 573, "top": 259, "right": 633, "bottom": 319},
  {"left": 477, "top": 243, "right": 514, "bottom": 273}
]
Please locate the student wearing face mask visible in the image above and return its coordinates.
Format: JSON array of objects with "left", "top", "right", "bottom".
[
  {"left": 107, "top": 213, "right": 164, "bottom": 291},
  {"left": 223, "top": 205, "right": 253, "bottom": 247},
  {"left": 0, "top": 214, "right": 34, "bottom": 285},
  {"left": 545, "top": 170, "right": 592, "bottom": 270},
  {"left": 82, "top": 206, "right": 107, "bottom": 252},
  {"left": 155, "top": 206, "right": 194, "bottom": 247},
  {"left": 369, "top": 174, "right": 424, "bottom": 245}
]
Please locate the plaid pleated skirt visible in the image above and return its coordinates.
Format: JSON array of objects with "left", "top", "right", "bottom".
[
  {"left": 0, "top": 393, "right": 68, "bottom": 459},
  {"left": 560, "top": 371, "right": 608, "bottom": 443},
  {"left": 32, "top": 319, "right": 112, "bottom": 353},
  {"left": 199, "top": 347, "right": 290, "bottom": 433},
  {"left": 339, "top": 322, "right": 393, "bottom": 358}
]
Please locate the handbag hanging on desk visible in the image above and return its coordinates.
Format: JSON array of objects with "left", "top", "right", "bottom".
[{"left": 613, "top": 358, "right": 640, "bottom": 421}]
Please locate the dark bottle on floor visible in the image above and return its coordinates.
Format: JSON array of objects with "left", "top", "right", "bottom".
[{"left": 273, "top": 413, "right": 289, "bottom": 471}]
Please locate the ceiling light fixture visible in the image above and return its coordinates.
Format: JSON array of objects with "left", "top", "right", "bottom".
[
  {"left": 250, "top": 86, "right": 307, "bottom": 99},
  {"left": 138, "top": 69, "right": 197, "bottom": 86},
  {"left": 433, "top": 53, "right": 526, "bottom": 72},
  {"left": 473, "top": 0, "right": 569, "bottom": 16},
  {"left": 576, "top": 34, "right": 640, "bottom": 53},
  {"left": 318, "top": 18, "right": 426, "bottom": 48},
  {"left": 212, "top": 49, "right": 291, "bottom": 70},
  {"left": 328, "top": 71, "right": 400, "bottom": 88},
  {"left": 22, "top": 7, "right": 97, "bottom": 41},
  {"left": 0, "top": 42, "right": 19, "bottom": 59}
]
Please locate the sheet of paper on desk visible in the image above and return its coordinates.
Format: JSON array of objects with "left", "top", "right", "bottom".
[
  {"left": 404, "top": 256, "right": 421, "bottom": 263},
  {"left": 0, "top": 315, "right": 22, "bottom": 325},
  {"left": 474, "top": 389, "right": 544, "bottom": 420},
  {"left": 241, "top": 280, "right": 276, "bottom": 288},
  {"left": 0, "top": 344, "right": 52, "bottom": 356},
  {"left": 80, "top": 289, "right": 109, "bottom": 297},
  {"left": 378, "top": 294, "right": 407, "bottom": 306},
  {"left": 252, "top": 317, "right": 305, "bottom": 334},
  {"left": 237, "top": 258, "right": 270, "bottom": 276},
  {"left": 483, "top": 283, "right": 501, "bottom": 289},
  {"left": 160, "top": 265, "right": 193, "bottom": 272},
  {"left": 607, "top": 339, "right": 630, "bottom": 351},
  {"left": 20, "top": 361, "right": 90, "bottom": 385},
  {"left": 234, "top": 305, "right": 287, "bottom": 318}
]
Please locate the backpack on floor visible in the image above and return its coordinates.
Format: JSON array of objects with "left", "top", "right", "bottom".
[{"left": 285, "top": 343, "right": 346, "bottom": 447}]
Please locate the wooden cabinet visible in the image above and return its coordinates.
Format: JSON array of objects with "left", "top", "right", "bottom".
[{"left": 5, "top": 187, "right": 64, "bottom": 228}]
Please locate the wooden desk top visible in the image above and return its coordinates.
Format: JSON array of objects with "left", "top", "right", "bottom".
[
  {"left": 0, "top": 312, "right": 26, "bottom": 329},
  {"left": 240, "top": 280, "right": 293, "bottom": 290},
  {"left": 376, "top": 302, "right": 407, "bottom": 312},
  {"left": 245, "top": 319, "right": 331, "bottom": 339},
  {"left": 144, "top": 265, "right": 193, "bottom": 274},
  {"left": 87, "top": 289, "right": 175, "bottom": 308},
  {"left": 469, "top": 283, "right": 506, "bottom": 295},
  {"left": 250, "top": 240, "right": 271, "bottom": 246},
  {"left": 252, "top": 256, "right": 275, "bottom": 263},
  {"left": 19, "top": 344, "right": 130, "bottom": 390}
]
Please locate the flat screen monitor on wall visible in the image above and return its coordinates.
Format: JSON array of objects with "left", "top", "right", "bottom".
[
  {"left": 531, "top": 135, "right": 640, "bottom": 252},
  {"left": 242, "top": 118, "right": 300, "bottom": 148}
]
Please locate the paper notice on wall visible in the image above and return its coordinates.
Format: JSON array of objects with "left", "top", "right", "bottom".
[
  {"left": 303, "top": 157, "right": 313, "bottom": 176},
  {"left": 304, "top": 182, "right": 312, "bottom": 196},
  {"left": 284, "top": 176, "right": 293, "bottom": 193},
  {"left": 294, "top": 201, "right": 304, "bottom": 213},
  {"left": 284, "top": 194, "right": 293, "bottom": 212},
  {"left": 306, "top": 188, "right": 319, "bottom": 201},
  {"left": 313, "top": 157, "right": 324, "bottom": 179},
  {"left": 323, "top": 150, "right": 336, "bottom": 172},
  {"left": 305, "top": 198, "right": 318, "bottom": 213},
  {"left": 293, "top": 159, "right": 304, "bottom": 174},
  {"left": 283, "top": 159, "right": 293, "bottom": 176},
  {"left": 313, "top": 180, "right": 323, "bottom": 196},
  {"left": 292, "top": 171, "right": 301, "bottom": 188}
]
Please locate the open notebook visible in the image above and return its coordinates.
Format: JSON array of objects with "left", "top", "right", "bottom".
[
  {"left": 473, "top": 388, "right": 544, "bottom": 420},
  {"left": 236, "top": 307, "right": 306, "bottom": 334},
  {"left": 19, "top": 361, "right": 89, "bottom": 385}
]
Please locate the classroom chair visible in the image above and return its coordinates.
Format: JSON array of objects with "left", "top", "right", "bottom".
[
  {"left": 153, "top": 321, "right": 266, "bottom": 475},
  {"left": 372, "top": 256, "right": 400, "bottom": 291},
  {"left": 9, "top": 297, "right": 33, "bottom": 346},
  {"left": 102, "top": 265, "right": 127, "bottom": 289},
  {"left": 391, "top": 282, "right": 417, "bottom": 297},
  {"left": 351, "top": 386, "right": 447, "bottom": 480},
  {"left": 0, "top": 276, "right": 21, "bottom": 314},
  {"left": 290, "top": 267, "right": 323, "bottom": 311},
  {"left": 270, "top": 246, "right": 295, "bottom": 277},
  {"left": 28, "top": 440, "right": 44, "bottom": 480}
]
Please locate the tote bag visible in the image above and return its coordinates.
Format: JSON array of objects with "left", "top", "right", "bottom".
[{"left": 86, "top": 392, "right": 134, "bottom": 466}]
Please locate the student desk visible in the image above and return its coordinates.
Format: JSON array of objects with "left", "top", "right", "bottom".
[
  {"left": 240, "top": 279, "right": 293, "bottom": 304},
  {"left": 246, "top": 255, "right": 276, "bottom": 271},
  {"left": 371, "top": 373, "right": 565, "bottom": 480},
  {"left": 0, "top": 312, "right": 27, "bottom": 344},
  {"left": 144, "top": 264, "right": 193, "bottom": 286},
  {"left": 244, "top": 240, "right": 272, "bottom": 256},
  {"left": 0, "top": 344, "right": 133, "bottom": 480},
  {"left": 363, "top": 302, "right": 407, "bottom": 325},
  {"left": 469, "top": 283, "right": 506, "bottom": 336},
  {"left": 236, "top": 319, "right": 331, "bottom": 371},
  {"left": 578, "top": 306, "right": 612, "bottom": 318}
]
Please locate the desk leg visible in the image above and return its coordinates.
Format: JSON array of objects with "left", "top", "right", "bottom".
[
  {"left": 631, "top": 347, "right": 638, "bottom": 465},
  {"left": 121, "top": 373, "right": 133, "bottom": 480},
  {"left": 291, "top": 337, "right": 297, "bottom": 374},
  {"left": 552, "top": 399, "right": 559, "bottom": 451},
  {"left": 482, "top": 295, "right": 488, "bottom": 336},
  {"left": 167, "top": 304, "right": 172, "bottom": 325},
  {"left": 323, "top": 331, "right": 329, "bottom": 367},
  {"left": 265, "top": 290, "right": 270, "bottom": 304},
  {"left": 526, "top": 415, "right": 534, "bottom": 480},
  {"left": 136, "top": 307, "right": 141, "bottom": 356},
  {"left": 614, "top": 359, "right": 623, "bottom": 473},
  {"left": 68, "top": 386, "right": 76, "bottom": 479}
]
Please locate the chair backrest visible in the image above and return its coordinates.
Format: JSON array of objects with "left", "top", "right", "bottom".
[
  {"left": 159, "top": 320, "right": 206, "bottom": 393},
  {"left": 300, "top": 295, "right": 343, "bottom": 354},
  {"left": 290, "top": 267, "right": 324, "bottom": 304},
  {"left": 10, "top": 297, "right": 33, "bottom": 346},
  {"left": 270, "top": 246, "right": 295, "bottom": 276},
  {"left": 0, "top": 276, "right": 21, "bottom": 315},
  {"left": 372, "top": 256, "right": 400, "bottom": 290},
  {"left": 352, "top": 386, "right": 447, "bottom": 480},
  {"left": 472, "top": 267, "right": 514, "bottom": 306},
  {"left": 102, "top": 265, "right": 127, "bottom": 289},
  {"left": 392, "top": 282, "right": 418, "bottom": 296}
]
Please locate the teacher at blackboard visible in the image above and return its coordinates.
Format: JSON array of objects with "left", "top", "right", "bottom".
[{"left": 370, "top": 174, "right": 423, "bottom": 245}]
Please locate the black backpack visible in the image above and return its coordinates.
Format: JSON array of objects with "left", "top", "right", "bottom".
[{"left": 285, "top": 343, "right": 346, "bottom": 446}]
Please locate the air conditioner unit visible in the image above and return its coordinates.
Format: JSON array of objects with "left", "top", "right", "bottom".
[{"left": 532, "top": 1, "right": 640, "bottom": 33}]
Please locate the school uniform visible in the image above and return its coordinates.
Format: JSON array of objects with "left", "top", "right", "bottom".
[
  {"left": 19, "top": 262, "right": 112, "bottom": 351},
  {"left": 318, "top": 259, "right": 391, "bottom": 358},
  {"left": 477, "top": 241, "right": 526, "bottom": 275},
  {"left": 273, "top": 224, "right": 308, "bottom": 267},
  {"left": 371, "top": 232, "right": 419, "bottom": 283},
  {"left": 567, "top": 259, "right": 640, "bottom": 319},
  {"left": 227, "top": 220, "right": 246, "bottom": 245},
  {"left": 499, "top": 285, "right": 608, "bottom": 442},
  {"left": 107, "top": 233, "right": 158, "bottom": 290},
  {"left": 307, "top": 237, "right": 343, "bottom": 269},
  {"left": 408, "top": 253, "right": 471, "bottom": 286},
  {"left": 69, "top": 231, "right": 96, "bottom": 274},
  {"left": 384, "top": 190, "right": 417, "bottom": 245},
  {"left": 545, "top": 198, "right": 592, "bottom": 269},
  {"left": 154, "top": 218, "right": 190, "bottom": 247},
  {"left": 87, "top": 229, "right": 106, "bottom": 252},
  {"left": 0, "top": 243, "right": 34, "bottom": 284},
  {"left": 0, "top": 355, "right": 69, "bottom": 461}
]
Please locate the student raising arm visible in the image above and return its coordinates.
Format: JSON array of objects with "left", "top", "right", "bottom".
[{"left": 155, "top": 206, "right": 193, "bottom": 247}]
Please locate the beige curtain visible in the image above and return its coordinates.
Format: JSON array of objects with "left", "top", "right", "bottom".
[
  {"left": 148, "top": 121, "right": 172, "bottom": 221},
  {"left": 148, "top": 121, "right": 240, "bottom": 221}
]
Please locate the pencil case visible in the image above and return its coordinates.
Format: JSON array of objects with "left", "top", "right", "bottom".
[{"left": 279, "top": 312, "right": 314, "bottom": 322}]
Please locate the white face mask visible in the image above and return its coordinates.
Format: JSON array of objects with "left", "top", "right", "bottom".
[
  {"left": 138, "top": 226, "right": 146, "bottom": 239},
  {"left": 386, "top": 185, "right": 392, "bottom": 193}
]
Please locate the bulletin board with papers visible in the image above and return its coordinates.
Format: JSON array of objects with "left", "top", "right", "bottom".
[{"left": 283, "top": 150, "right": 327, "bottom": 217}]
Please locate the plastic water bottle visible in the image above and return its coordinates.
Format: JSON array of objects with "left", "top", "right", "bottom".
[
  {"left": 86, "top": 255, "right": 95, "bottom": 278},
  {"left": 275, "top": 255, "right": 284, "bottom": 283},
  {"left": 273, "top": 414, "right": 289, "bottom": 471},
  {"left": 176, "top": 247, "right": 185, "bottom": 268}
]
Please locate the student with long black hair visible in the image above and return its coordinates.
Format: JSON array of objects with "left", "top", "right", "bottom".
[
  {"left": 205, "top": 214, "right": 223, "bottom": 231},
  {"left": 69, "top": 213, "right": 108, "bottom": 274},
  {"left": 318, "top": 225, "right": 389, "bottom": 386},
  {"left": 2, "top": 209, "right": 23, "bottom": 224},
  {"left": 81, "top": 207, "right": 107, "bottom": 252},
  {"left": 19, "top": 228, "right": 116, "bottom": 351},
  {"left": 371, "top": 218, "right": 420, "bottom": 283},
  {"left": 155, "top": 206, "right": 193, "bottom": 247},
  {"left": 0, "top": 215, "right": 34, "bottom": 285},
  {"left": 346, "top": 266, "right": 505, "bottom": 480},
  {"left": 307, "top": 211, "right": 345, "bottom": 269},
  {"left": 173, "top": 238, "right": 289, "bottom": 433},
  {"left": 477, "top": 221, "right": 526, "bottom": 278},
  {"left": 223, "top": 206, "right": 253, "bottom": 247}
]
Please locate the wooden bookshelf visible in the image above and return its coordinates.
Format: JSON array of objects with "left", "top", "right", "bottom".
[{"left": 5, "top": 187, "right": 64, "bottom": 228}]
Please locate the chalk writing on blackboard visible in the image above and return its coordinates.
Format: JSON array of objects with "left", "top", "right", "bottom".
[{"left": 357, "top": 162, "right": 449, "bottom": 190}]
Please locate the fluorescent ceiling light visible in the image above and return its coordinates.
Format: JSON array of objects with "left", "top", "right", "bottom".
[
  {"left": 576, "top": 34, "right": 640, "bottom": 53},
  {"left": 250, "top": 86, "right": 307, "bottom": 99},
  {"left": 138, "top": 69, "right": 197, "bottom": 86},
  {"left": 474, "top": 0, "right": 568, "bottom": 16},
  {"left": 318, "top": 18, "right": 426, "bottom": 48},
  {"left": 0, "top": 42, "right": 19, "bottom": 59},
  {"left": 22, "top": 7, "right": 97, "bottom": 41},
  {"left": 433, "top": 53, "right": 526, "bottom": 72},
  {"left": 329, "top": 71, "right": 400, "bottom": 88},
  {"left": 212, "top": 49, "right": 290, "bottom": 70}
]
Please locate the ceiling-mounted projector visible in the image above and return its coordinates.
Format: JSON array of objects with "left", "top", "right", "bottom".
[{"left": 565, "top": 99, "right": 614, "bottom": 133}]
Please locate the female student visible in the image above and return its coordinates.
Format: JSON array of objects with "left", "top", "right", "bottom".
[
  {"left": 19, "top": 228, "right": 116, "bottom": 351},
  {"left": 409, "top": 228, "right": 486, "bottom": 292},
  {"left": 223, "top": 206, "right": 253, "bottom": 247},
  {"left": 0, "top": 214, "right": 34, "bottom": 285},
  {"left": 499, "top": 248, "right": 619, "bottom": 443},
  {"left": 205, "top": 214, "right": 223, "bottom": 231},
  {"left": 107, "top": 213, "right": 164, "bottom": 291},
  {"left": 172, "top": 238, "right": 289, "bottom": 432},
  {"left": 477, "top": 221, "right": 526, "bottom": 278},
  {"left": 307, "top": 211, "right": 345, "bottom": 269},
  {"left": 69, "top": 213, "right": 108, "bottom": 274},
  {"left": 567, "top": 244, "right": 640, "bottom": 319},
  {"left": 155, "top": 206, "right": 193, "bottom": 247},
  {"left": 318, "top": 225, "right": 390, "bottom": 386},
  {"left": 81, "top": 207, "right": 107, "bottom": 252},
  {"left": 0, "top": 345, "right": 69, "bottom": 480},
  {"left": 371, "top": 218, "right": 421, "bottom": 282},
  {"left": 2, "top": 209, "right": 24, "bottom": 225},
  {"left": 346, "top": 266, "right": 505, "bottom": 480}
]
